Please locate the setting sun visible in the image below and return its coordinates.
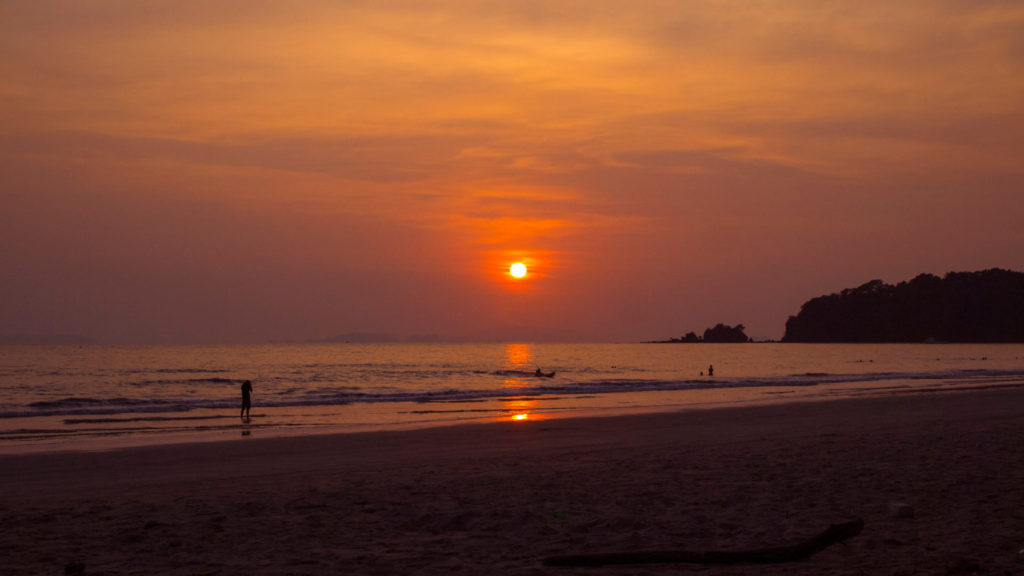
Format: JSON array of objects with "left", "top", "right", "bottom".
[{"left": 510, "top": 262, "right": 527, "bottom": 278}]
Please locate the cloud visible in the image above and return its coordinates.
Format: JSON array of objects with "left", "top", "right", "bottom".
[
  {"left": 3, "top": 129, "right": 465, "bottom": 183},
  {"left": 1, "top": 0, "right": 1022, "bottom": 342}
]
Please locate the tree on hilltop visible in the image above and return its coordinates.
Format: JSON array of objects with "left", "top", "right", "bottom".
[
  {"left": 702, "top": 323, "right": 751, "bottom": 343},
  {"left": 783, "top": 268, "right": 1024, "bottom": 342}
]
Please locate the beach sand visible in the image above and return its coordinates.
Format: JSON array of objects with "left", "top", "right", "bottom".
[{"left": 3, "top": 388, "right": 1024, "bottom": 575}]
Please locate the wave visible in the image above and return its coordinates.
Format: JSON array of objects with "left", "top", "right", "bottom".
[
  {"left": 127, "top": 368, "right": 232, "bottom": 374},
  {"left": 131, "top": 377, "right": 238, "bottom": 386},
  {"left": 63, "top": 414, "right": 232, "bottom": 425},
  {"left": 5, "top": 368, "right": 1023, "bottom": 420},
  {"left": 12, "top": 397, "right": 199, "bottom": 419}
]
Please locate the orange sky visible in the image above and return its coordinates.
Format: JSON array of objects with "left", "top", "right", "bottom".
[{"left": 2, "top": 1, "right": 1023, "bottom": 343}]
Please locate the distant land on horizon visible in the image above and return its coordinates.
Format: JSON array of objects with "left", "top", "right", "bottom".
[
  {"left": 308, "top": 332, "right": 443, "bottom": 344},
  {"left": 649, "top": 323, "right": 753, "bottom": 344},
  {"left": 0, "top": 334, "right": 94, "bottom": 346},
  {"left": 783, "top": 268, "right": 1024, "bottom": 343}
]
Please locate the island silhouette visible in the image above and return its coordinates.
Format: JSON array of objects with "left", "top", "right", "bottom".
[
  {"left": 783, "top": 268, "right": 1024, "bottom": 343},
  {"left": 651, "top": 323, "right": 752, "bottom": 343},
  {"left": 652, "top": 268, "right": 1024, "bottom": 344}
]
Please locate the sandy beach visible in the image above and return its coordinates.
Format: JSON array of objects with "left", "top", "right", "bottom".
[{"left": 3, "top": 388, "right": 1024, "bottom": 575}]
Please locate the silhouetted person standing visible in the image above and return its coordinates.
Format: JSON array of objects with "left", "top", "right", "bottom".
[
  {"left": 241, "top": 380, "right": 253, "bottom": 420},
  {"left": 708, "top": 364, "right": 714, "bottom": 377}
]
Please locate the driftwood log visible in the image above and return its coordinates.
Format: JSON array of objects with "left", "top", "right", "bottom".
[{"left": 544, "top": 518, "right": 864, "bottom": 567}]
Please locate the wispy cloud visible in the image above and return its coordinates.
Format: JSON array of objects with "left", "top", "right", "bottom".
[{"left": 1, "top": 0, "right": 1022, "bottom": 341}]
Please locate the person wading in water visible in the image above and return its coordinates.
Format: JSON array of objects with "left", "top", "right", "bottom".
[{"left": 241, "top": 380, "right": 253, "bottom": 420}]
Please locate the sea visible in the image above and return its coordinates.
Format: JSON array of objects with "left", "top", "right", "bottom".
[{"left": 2, "top": 342, "right": 1023, "bottom": 453}]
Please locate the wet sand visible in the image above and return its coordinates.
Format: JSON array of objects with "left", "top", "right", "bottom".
[{"left": 3, "top": 388, "right": 1024, "bottom": 575}]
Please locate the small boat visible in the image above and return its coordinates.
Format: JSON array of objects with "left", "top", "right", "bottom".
[{"left": 534, "top": 369, "right": 556, "bottom": 378}]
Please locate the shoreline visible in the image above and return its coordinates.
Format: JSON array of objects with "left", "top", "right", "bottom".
[
  {"left": 6, "top": 384, "right": 1023, "bottom": 476},
  {"left": 4, "top": 386, "right": 1024, "bottom": 574},
  {"left": 7, "top": 371, "right": 1024, "bottom": 456}
]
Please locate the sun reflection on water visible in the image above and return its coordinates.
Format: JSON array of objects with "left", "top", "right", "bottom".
[
  {"left": 505, "top": 343, "right": 532, "bottom": 369},
  {"left": 503, "top": 395, "right": 541, "bottom": 422},
  {"left": 503, "top": 344, "right": 541, "bottom": 421}
]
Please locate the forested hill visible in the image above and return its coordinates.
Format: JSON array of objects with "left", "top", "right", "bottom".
[{"left": 782, "top": 269, "right": 1024, "bottom": 343}]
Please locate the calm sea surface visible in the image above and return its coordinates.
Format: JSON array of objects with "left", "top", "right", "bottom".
[{"left": 2, "top": 342, "right": 1023, "bottom": 453}]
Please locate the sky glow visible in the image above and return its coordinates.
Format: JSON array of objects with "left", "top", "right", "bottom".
[{"left": 2, "top": 1, "right": 1023, "bottom": 343}]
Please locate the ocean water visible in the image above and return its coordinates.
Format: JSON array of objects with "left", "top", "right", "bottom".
[{"left": 2, "top": 342, "right": 1023, "bottom": 453}]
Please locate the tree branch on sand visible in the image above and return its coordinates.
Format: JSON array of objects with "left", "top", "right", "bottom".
[{"left": 544, "top": 518, "right": 864, "bottom": 567}]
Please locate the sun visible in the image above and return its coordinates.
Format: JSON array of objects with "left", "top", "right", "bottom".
[{"left": 509, "top": 262, "right": 528, "bottom": 278}]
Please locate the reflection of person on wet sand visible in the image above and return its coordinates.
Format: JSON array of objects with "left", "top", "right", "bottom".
[{"left": 241, "top": 380, "right": 253, "bottom": 420}]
